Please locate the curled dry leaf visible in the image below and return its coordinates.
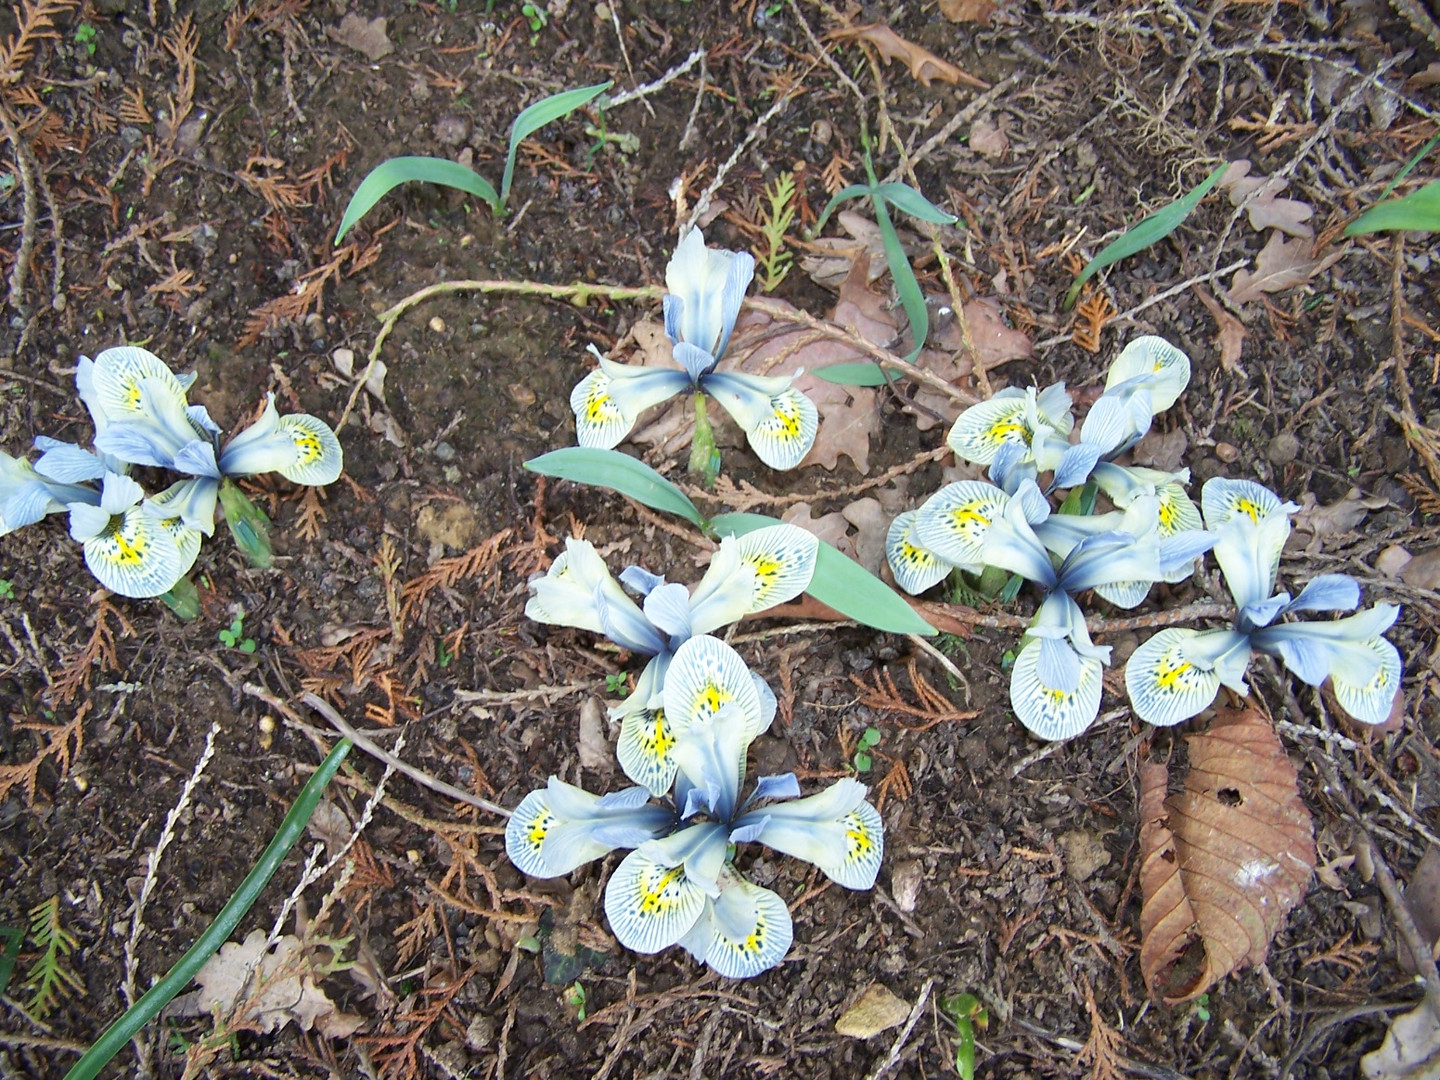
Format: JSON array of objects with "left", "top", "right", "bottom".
[
  {"left": 326, "top": 12, "right": 393, "bottom": 61},
  {"left": 1286, "top": 488, "right": 1389, "bottom": 552},
  {"left": 188, "top": 929, "right": 364, "bottom": 1039},
  {"left": 1192, "top": 284, "right": 1246, "bottom": 372},
  {"left": 968, "top": 115, "right": 1010, "bottom": 158},
  {"left": 1362, "top": 1001, "right": 1440, "bottom": 1079},
  {"left": 828, "top": 23, "right": 989, "bottom": 90},
  {"left": 1138, "top": 705, "right": 1316, "bottom": 1004},
  {"left": 1227, "top": 232, "right": 1345, "bottom": 304},
  {"left": 800, "top": 210, "right": 925, "bottom": 291}
]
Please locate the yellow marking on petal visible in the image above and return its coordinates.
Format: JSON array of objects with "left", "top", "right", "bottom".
[
  {"left": 1155, "top": 657, "right": 1193, "bottom": 691},
  {"left": 986, "top": 420, "right": 1030, "bottom": 445},
  {"left": 526, "top": 810, "right": 554, "bottom": 849},
  {"left": 642, "top": 709, "right": 675, "bottom": 757},
  {"left": 844, "top": 813, "right": 876, "bottom": 859},
  {"left": 1234, "top": 497, "right": 1264, "bottom": 522},
  {"left": 1158, "top": 499, "right": 1177, "bottom": 532},
  {"left": 291, "top": 429, "right": 323, "bottom": 463},
  {"left": 639, "top": 866, "right": 688, "bottom": 915},
  {"left": 769, "top": 396, "right": 803, "bottom": 440},
  {"left": 695, "top": 681, "right": 731, "bottom": 717}
]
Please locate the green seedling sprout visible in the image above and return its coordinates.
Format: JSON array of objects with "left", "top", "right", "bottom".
[
  {"left": 1062, "top": 163, "right": 1228, "bottom": 310},
  {"left": 0, "top": 579, "right": 13, "bottom": 599},
  {"left": 1192, "top": 992, "right": 1212, "bottom": 1023},
  {"left": 605, "top": 671, "right": 629, "bottom": 695},
  {"left": 563, "top": 981, "right": 587, "bottom": 1021},
  {"left": 940, "top": 992, "right": 989, "bottom": 1080},
  {"left": 218, "top": 612, "right": 257, "bottom": 653},
  {"left": 62, "top": 738, "right": 351, "bottom": 1080},
  {"left": 853, "top": 727, "right": 881, "bottom": 773},
  {"left": 73, "top": 23, "right": 98, "bottom": 56},
  {"left": 522, "top": 445, "right": 936, "bottom": 636},
  {"left": 334, "top": 80, "right": 613, "bottom": 241}
]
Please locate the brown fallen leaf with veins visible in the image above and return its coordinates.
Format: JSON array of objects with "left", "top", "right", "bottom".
[
  {"left": 783, "top": 502, "right": 855, "bottom": 558},
  {"left": 828, "top": 23, "right": 989, "bottom": 90},
  {"left": 1219, "top": 160, "right": 1315, "bottom": 239},
  {"left": 1227, "top": 232, "right": 1345, "bottom": 304},
  {"left": 327, "top": 12, "right": 393, "bottom": 61},
  {"left": 1285, "top": 487, "right": 1388, "bottom": 552},
  {"left": 1138, "top": 704, "right": 1315, "bottom": 1004}
]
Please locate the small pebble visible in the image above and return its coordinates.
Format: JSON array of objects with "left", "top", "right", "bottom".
[
  {"left": 1267, "top": 432, "right": 1300, "bottom": 465},
  {"left": 810, "top": 118, "right": 833, "bottom": 146},
  {"left": 332, "top": 347, "right": 355, "bottom": 377},
  {"left": 434, "top": 115, "right": 471, "bottom": 147},
  {"left": 429, "top": 316, "right": 446, "bottom": 333},
  {"left": 1215, "top": 442, "right": 1240, "bottom": 463},
  {"left": 508, "top": 383, "right": 536, "bottom": 406},
  {"left": 890, "top": 860, "right": 923, "bottom": 912},
  {"left": 433, "top": 440, "right": 456, "bottom": 462}
]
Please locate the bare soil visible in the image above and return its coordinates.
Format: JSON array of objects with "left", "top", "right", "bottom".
[{"left": 2, "top": 1, "right": 1439, "bottom": 1078}]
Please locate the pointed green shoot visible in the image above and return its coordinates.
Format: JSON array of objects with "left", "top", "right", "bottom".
[
  {"left": 159, "top": 577, "right": 201, "bottom": 621},
  {"left": 812, "top": 362, "right": 903, "bottom": 386},
  {"left": 711, "top": 511, "right": 935, "bottom": 635},
  {"left": 501, "top": 81, "right": 612, "bottom": 207},
  {"left": 218, "top": 479, "right": 274, "bottom": 569},
  {"left": 1345, "top": 180, "right": 1440, "bottom": 236},
  {"left": 334, "top": 157, "right": 501, "bottom": 245},
  {"left": 1063, "top": 163, "right": 1228, "bottom": 310},
  {"left": 525, "top": 447, "right": 705, "bottom": 528}
]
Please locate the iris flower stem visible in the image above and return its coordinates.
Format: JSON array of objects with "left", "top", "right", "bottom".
[{"left": 689, "top": 391, "right": 720, "bottom": 488}]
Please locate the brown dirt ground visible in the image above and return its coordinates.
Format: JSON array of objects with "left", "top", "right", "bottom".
[{"left": 2, "top": 0, "right": 1439, "bottom": 1077}]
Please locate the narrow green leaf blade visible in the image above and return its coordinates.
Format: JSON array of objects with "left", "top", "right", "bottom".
[
  {"left": 812, "top": 362, "right": 903, "bottom": 386},
  {"left": 525, "top": 447, "right": 704, "bottom": 528},
  {"left": 873, "top": 190, "right": 930, "bottom": 360},
  {"left": 501, "top": 81, "right": 613, "bottom": 207},
  {"left": 808, "top": 183, "right": 872, "bottom": 238},
  {"left": 875, "top": 183, "right": 958, "bottom": 224},
  {"left": 1345, "top": 180, "right": 1440, "bottom": 236},
  {"left": 334, "top": 157, "right": 500, "bottom": 245},
  {"left": 711, "top": 512, "right": 935, "bottom": 635},
  {"left": 1063, "top": 163, "right": 1228, "bottom": 310}
]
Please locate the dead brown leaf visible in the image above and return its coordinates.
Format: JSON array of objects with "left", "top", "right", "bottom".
[
  {"left": 782, "top": 503, "right": 855, "bottom": 558},
  {"left": 1131, "top": 428, "right": 1189, "bottom": 473},
  {"left": 1192, "top": 284, "right": 1247, "bottom": 372},
  {"left": 188, "top": 930, "right": 364, "bottom": 1039},
  {"left": 1138, "top": 705, "right": 1316, "bottom": 1004},
  {"left": 1219, "top": 160, "right": 1315, "bottom": 239},
  {"left": 1227, "top": 232, "right": 1344, "bottom": 304},
  {"left": 1399, "top": 547, "right": 1440, "bottom": 591},
  {"left": 829, "top": 23, "right": 989, "bottom": 89},
  {"left": 1362, "top": 1001, "right": 1440, "bottom": 1079},
  {"left": 1400, "top": 845, "right": 1440, "bottom": 974},
  {"left": 939, "top": 0, "right": 1000, "bottom": 23},
  {"left": 327, "top": 13, "right": 393, "bottom": 61},
  {"left": 969, "top": 114, "right": 1010, "bottom": 158},
  {"left": 1286, "top": 488, "right": 1388, "bottom": 552},
  {"left": 841, "top": 497, "right": 889, "bottom": 575}
]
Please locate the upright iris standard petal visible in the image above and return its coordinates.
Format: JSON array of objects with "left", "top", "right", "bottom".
[
  {"left": 1284, "top": 574, "right": 1361, "bottom": 614},
  {"left": 1209, "top": 495, "right": 1295, "bottom": 613},
  {"left": 669, "top": 703, "right": 750, "bottom": 823},
  {"left": 1104, "top": 336, "right": 1192, "bottom": 413},
  {"left": 735, "top": 777, "right": 884, "bottom": 889},
  {"left": 147, "top": 475, "right": 219, "bottom": 537},
  {"left": 702, "top": 371, "right": 819, "bottom": 470},
  {"left": 218, "top": 394, "right": 343, "bottom": 485},
  {"left": 885, "top": 510, "right": 950, "bottom": 595},
  {"left": 570, "top": 353, "right": 692, "bottom": 449},
  {"left": 685, "top": 538, "right": 757, "bottom": 638},
  {"left": 677, "top": 874, "right": 794, "bottom": 978},
  {"left": 505, "top": 777, "right": 674, "bottom": 879},
  {"left": 663, "top": 227, "right": 755, "bottom": 360},
  {"left": 980, "top": 494, "right": 1059, "bottom": 589},
  {"left": 1125, "top": 627, "right": 1226, "bottom": 727},
  {"left": 32, "top": 437, "right": 106, "bottom": 484},
  {"left": 912, "top": 480, "right": 1009, "bottom": 573}
]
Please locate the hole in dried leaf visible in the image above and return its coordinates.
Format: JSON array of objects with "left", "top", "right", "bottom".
[{"left": 1217, "top": 788, "right": 1243, "bottom": 806}]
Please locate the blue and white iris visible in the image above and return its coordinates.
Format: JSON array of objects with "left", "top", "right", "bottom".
[
  {"left": 1126, "top": 478, "right": 1403, "bottom": 727},
  {"left": 570, "top": 229, "right": 819, "bottom": 469},
  {"left": 525, "top": 524, "right": 818, "bottom": 795},
  {"left": 1, "top": 345, "right": 343, "bottom": 598},
  {"left": 506, "top": 634, "right": 883, "bottom": 978}
]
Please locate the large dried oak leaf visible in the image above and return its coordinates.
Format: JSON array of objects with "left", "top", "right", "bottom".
[{"left": 1138, "top": 705, "right": 1316, "bottom": 1004}]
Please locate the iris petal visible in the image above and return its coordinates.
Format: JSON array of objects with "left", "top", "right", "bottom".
[
  {"left": 80, "top": 503, "right": 186, "bottom": 598},
  {"left": 1124, "top": 628, "right": 1223, "bottom": 727},
  {"left": 1010, "top": 637, "right": 1103, "bottom": 741},
  {"left": 684, "top": 878, "right": 794, "bottom": 978},
  {"left": 604, "top": 846, "right": 709, "bottom": 954},
  {"left": 1104, "top": 336, "right": 1191, "bottom": 412},
  {"left": 569, "top": 356, "right": 690, "bottom": 449},
  {"left": 732, "top": 524, "right": 819, "bottom": 611},
  {"left": 703, "top": 373, "right": 818, "bottom": 470},
  {"left": 617, "top": 708, "right": 679, "bottom": 796},
  {"left": 1330, "top": 636, "right": 1403, "bottom": 725},
  {"left": 946, "top": 390, "right": 1031, "bottom": 466},
  {"left": 885, "top": 510, "right": 950, "bottom": 595},
  {"left": 912, "top": 481, "right": 1008, "bottom": 572}
]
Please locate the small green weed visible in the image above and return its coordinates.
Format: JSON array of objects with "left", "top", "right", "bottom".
[
  {"left": 218, "top": 613, "right": 257, "bottom": 653},
  {"left": 605, "top": 672, "right": 629, "bottom": 695},
  {"left": 73, "top": 23, "right": 98, "bottom": 56},
  {"left": 0, "top": 579, "right": 14, "bottom": 600},
  {"left": 564, "top": 981, "right": 587, "bottom": 1021},
  {"left": 521, "top": 2, "right": 547, "bottom": 35},
  {"left": 1192, "top": 992, "right": 1212, "bottom": 1023},
  {"left": 853, "top": 727, "right": 881, "bottom": 773},
  {"left": 753, "top": 172, "right": 798, "bottom": 292},
  {"left": 437, "top": 636, "right": 455, "bottom": 668}
]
